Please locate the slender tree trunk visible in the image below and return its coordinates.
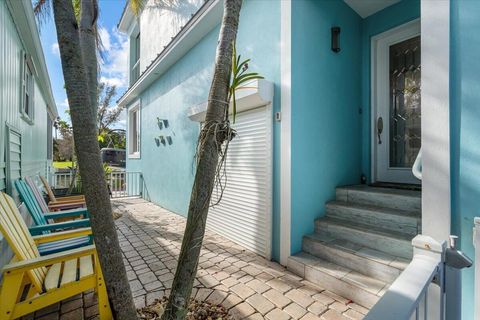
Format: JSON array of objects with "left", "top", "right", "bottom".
[
  {"left": 161, "top": 1, "right": 242, "bottom": 319},
  {"left": 79, "top": 0, "right": 98, "bottom": 117},
  {"left": 51, "top": 1, "right": 137, "bottom": 319}
]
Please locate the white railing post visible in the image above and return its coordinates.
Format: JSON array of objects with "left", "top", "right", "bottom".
[
  {"left": 413, "top": 235, "right": 447, "bottom": 320},
  {"left": 366, "top": 235, "right": 446, "bottom": 320},
  {"left": 474, "top": 218, "right": 480, "bottom": 320}
]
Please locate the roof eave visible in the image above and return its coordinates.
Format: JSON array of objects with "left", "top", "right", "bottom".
[
  {"left": 118, "top": 1, "right": 135, "bottom": 33},
  {"left": 117, "top": 0, "right": 223, "bottom": 108},
  {"left": 7, "top": 0, "right": 58, "bottom": 118}
]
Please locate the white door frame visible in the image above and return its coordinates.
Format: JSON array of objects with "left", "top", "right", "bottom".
[{"left": 370, "top": 19, "right": 420, "bottom": 184}]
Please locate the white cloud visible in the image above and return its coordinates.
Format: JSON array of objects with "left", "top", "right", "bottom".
[
  {"left": 100, "top": 27, "right": 128, "bottom": 88},
  {"left": 98, "top": 27, "right": 112, "bottom": 51},
  {"left": 51, "top": 43, "right": 59, "bottom": 56},
  {"left": 58, "top": 98, "right": 69, "bottom": 108},
  {"left": 100, "top": 76, "right": 125, "bottom": 88}
]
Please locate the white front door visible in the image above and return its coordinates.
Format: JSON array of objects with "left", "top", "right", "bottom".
[{"left": 372, "top": 20, "right": 421, "bottom": 184}]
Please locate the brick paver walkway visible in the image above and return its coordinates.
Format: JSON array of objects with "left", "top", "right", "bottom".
[{"left": 27, "top": 198, "right": 368, "bottom": 320}]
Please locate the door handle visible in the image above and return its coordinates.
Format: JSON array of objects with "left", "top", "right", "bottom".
[{"left": 377, "top": 116, "right": 383, "bottom": 144}]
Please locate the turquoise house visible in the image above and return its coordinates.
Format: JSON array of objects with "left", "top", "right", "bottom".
[
  {"left": 118, "top": 0, "right": 479, "bottom": 317},
  {"left": 0, "top": 0, "right": 58, "bottom": 267}
]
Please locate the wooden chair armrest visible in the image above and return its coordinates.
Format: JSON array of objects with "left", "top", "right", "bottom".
[
  {"left": 50, "top": 200, "right": 86, "bottom": 206},
  {"left": 29, "top": 220, "right": 90, "bottom": 236},
  {"left": 32, "top": 227, "right": 92, "bottom": 244},
  {"left": 48, "top": 201, "right": 85, "bottom": 209},
  {"left": 52, "top": 196, "right": 85, "bottom": 202},
  {"left": 3, "top": 245, "right": 96, "bottom": 274},
  {"left": 43, "top": 208, "right": 90, "bottom": 220}
]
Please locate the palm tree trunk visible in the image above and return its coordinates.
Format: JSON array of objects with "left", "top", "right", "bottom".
[
  {"left": 79, "top": 0, "right": 99, "bottom": 118},
  {"left": 161, "top": 1, "right": 242, "bottom": 319},
  {"left": 51, "top": 1, "right": 137, "bottom": 319}
]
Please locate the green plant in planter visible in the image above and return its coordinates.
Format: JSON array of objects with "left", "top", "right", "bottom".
[{"left": 229, "top": 42, "right": 264, "bottom": 123}]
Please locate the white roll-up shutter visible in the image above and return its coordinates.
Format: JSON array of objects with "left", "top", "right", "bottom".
[{"left": 207, "top": 106, "right": 273, "bottom": 259}]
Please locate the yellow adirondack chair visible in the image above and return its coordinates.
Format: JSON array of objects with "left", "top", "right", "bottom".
[{"left": 0, "top": 192, "right": 112, "bottom": 320}]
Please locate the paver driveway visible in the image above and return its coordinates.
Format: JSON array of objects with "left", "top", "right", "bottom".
[{"left": 25, "top": 198, "right": 368, "bottom": 320}]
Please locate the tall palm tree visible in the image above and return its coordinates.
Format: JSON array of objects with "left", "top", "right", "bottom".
[
  {"left": 161, "top": 0, "right": 243, "bottom": 318},
  {"left": 40, "top": 0, "right": 138, "bottom": 318}
]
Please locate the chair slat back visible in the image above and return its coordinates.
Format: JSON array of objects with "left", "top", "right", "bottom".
[
  {"left": 39, "top": 175, "right": 57, "bottom": 203},
  {"left": 14, "top": 179, "right": 47, "bottom": 226},
  {"left": 0, "top": 192, "right": 46, "bottom": 290},
  {"left": 25, "top": 176, "right": 49, "bottom": 213}
]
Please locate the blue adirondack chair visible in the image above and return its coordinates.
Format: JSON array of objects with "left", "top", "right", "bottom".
[{"left": 14, "top": 179, "right": 93, "bottom": 255}]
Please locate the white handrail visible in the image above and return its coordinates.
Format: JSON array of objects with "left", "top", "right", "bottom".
[
  {"left": 412, "top": 148, "right": 422, "bottom": 180},
  {"left": 474, "top": 218, "right": 480, "bottom": 320},
  {"left": 365, "top": 235, "right": 446, "bottom": 320}
]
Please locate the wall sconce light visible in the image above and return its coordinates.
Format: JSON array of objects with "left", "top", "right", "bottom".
[
  {"left": 157, "top": 118, "right": 169, "bottom": 129},
  {"left": 331, "top": 27, "right": 341, "bottom": 53},
  {"left": 158, "top": 135, "right": 166, "bottom": 146}
]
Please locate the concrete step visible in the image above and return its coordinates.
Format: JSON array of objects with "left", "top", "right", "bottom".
[
  {"left": 302, "top": 233, "right": 409, "bottom": 283},
  {"left": 288, "top": 252, "right": 389, "bottom": 309},
  {"left": 315, "top": 217, "right": 414, "bottom": 259},
  {"left": 336, "top": 185, "right": 421, "bottom": 213},
  {"left": 326, "top": 201, "right": 421, "bottom": 236}
]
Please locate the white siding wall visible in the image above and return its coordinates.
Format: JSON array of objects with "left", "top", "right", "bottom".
[
  {"left": 138, "top": 0, "right": 204, "bottom": 72},
  {"left": 0, "top": 0, "right": 51, "bottom": 271}
]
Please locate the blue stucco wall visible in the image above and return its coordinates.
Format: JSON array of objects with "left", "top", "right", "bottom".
[
  {"left": 360, "top": 0, "right": 420, "bottom": 180},
  {"left": 290, "top": 0, "right": 362, "bottom": 254},
  {"left": 451, "top": 0, "right": 480, "bottom": 318},
  {"left": 126, "top": 0, "right": 282, "bottom": 260}
]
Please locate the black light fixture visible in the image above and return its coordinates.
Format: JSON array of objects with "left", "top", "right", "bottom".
[{"left": 331, "top": 26, "right": 341, "bottom": 53}]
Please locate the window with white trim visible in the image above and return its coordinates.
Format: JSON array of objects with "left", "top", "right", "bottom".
[
  {"left": 21, "top": 53, "right": 35, "bottom": 123},
  {"left": 128, "top": 104, "right": 140, "bottom": 158},
  {"left": 130, "top": 32, "right": 141, "bottom": 84}
]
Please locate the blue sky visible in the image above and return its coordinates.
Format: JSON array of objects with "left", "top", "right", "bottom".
[{"left": 38, "top": 0, "right": 129, "bottom": 128}]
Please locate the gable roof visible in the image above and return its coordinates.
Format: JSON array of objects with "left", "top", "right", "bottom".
[{"left": 6, "top": 0, "right": 58, "bottom": 118}]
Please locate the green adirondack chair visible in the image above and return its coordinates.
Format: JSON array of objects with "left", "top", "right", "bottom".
[
  {"left": 15, "top": 179, "right": 90, "bottom": 225},
  {"left": 13, "top": 179, "right": 92, "bottom": 255}
]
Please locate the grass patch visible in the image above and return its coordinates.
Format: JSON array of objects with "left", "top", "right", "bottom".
[{"left": 53, "top": 161, "right": 75, "bottom": 169}]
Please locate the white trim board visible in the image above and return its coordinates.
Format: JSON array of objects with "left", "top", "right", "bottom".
[{"left": 280, "top": 0, "right": 292, "bottom": 266}]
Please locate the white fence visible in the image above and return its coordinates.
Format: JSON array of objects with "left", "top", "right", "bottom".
[
  {"left": 52, "top": 172, "right": 76, "bottom": 189},
  {"left": 108, "top": 171, "right": 143, "bottom": 198},
  {"left": 365, "top": 235, "right": 446, "bottom": 320},
  {"left": 51, "top": 171, "right": 143, "bottom": 198}
]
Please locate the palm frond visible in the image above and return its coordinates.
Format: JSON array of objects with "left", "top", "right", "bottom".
[
  {"left": 33, "top": 0, "right": 51, "bottom": 31},
  {"left": 130, "top": 0, "right": 146, "bottom": 17}
]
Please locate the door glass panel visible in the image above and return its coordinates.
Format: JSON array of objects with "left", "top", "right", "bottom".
[{"left": 389, "top": 36, "right": 421, "bottom": 168}]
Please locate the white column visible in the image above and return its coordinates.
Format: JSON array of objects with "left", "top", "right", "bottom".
[
  {"left": 421, "top": 0, "right": 451, "bottom": 242},
  {"left": 280, "top": 0, "right": 292, "bottom": 265}
]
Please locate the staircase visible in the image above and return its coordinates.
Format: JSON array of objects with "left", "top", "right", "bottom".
[{"left": 287, "top": 185, "right": 421, "bottom": 308}]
